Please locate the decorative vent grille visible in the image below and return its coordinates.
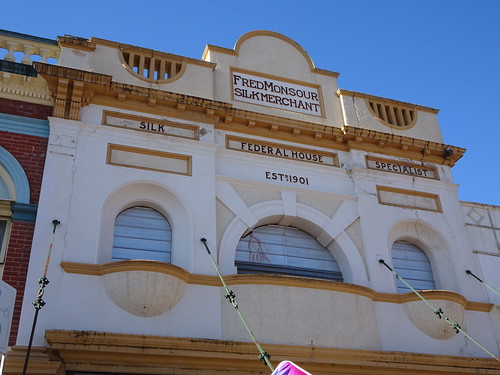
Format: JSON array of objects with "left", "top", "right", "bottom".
[
  {"left": 367, "top": 100, "right": 417, "bottom": 129},
  {"left": 121, "top": 49, "right": 184, "bottom": 82}
]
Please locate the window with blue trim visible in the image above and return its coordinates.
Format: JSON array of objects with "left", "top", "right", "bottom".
[
  {"left": 112, "top": 206, "right": 172, "bottom": 262},
  {"left": 235, "top": 225, "right": 343, "bottom": 281}
]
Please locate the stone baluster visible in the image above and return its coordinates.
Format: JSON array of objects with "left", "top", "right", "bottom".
[
  {"left": 39, "top": 47, "right": 50, "bottom": 63},
  {"left": 4, "top": 41, "right": 17, "bottom": 61},
  {"left": 21, "top": 45, "right": 33, "bottom": 64}
]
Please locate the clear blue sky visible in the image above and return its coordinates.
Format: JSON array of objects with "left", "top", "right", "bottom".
[{"left": 3, "top": 0, "right": 499, "bottom": 205}]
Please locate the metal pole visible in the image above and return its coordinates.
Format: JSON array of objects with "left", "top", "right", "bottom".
[
  {"left": 466, "top": 270, "right": 500, "bottom": 297},
  {"left": 22, "top": 220, "right": 60, "bottom": 375},
  {"left": 200, "top": 238, "right": 274, "bottom": 372}
]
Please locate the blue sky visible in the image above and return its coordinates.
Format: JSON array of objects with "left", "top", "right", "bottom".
[{"left": 3, "top": 0, "right": 499, "bottom": 205}]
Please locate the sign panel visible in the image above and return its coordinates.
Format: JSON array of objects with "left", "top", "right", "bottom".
[
  {"left": 0, "top": 281, "right": 16, "bottom": 354},
  {"left": 227, "top": 136, "right": 338, "bottom": 167},
  {"left": 366, "top": 156, "right": 438, "bottom": 180},
  {"left": 102, "top": 111, "right": 199, "bottom": 140},
  {"left": 231, "top": 70, "right": 323, "bottom": 117}
]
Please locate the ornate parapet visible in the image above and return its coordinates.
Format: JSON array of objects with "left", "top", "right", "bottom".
[{"left": 0, "top": 29, "right": 60, "bottom": 105}]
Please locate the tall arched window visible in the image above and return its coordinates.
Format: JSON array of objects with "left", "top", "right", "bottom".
[
  {"left": 235, "top": 225, "right": 343, "bottom": 281},
  {"left": 391, "top": 240, "right": 435, "bottom": 293},
  {"left": 112, "top": 206, "right": 172, "bottom": 262}
]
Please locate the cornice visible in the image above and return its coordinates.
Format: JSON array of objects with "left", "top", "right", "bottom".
[
  {"left": 35, "top": 330, "right": 500, "bottom": 374},
  {"left": 60, "top": 261, "right": 493, "bottom": 312},
  {"left": 34, "top": 63, "right": 465, "bottom": 167},
  {"left": 58, "top": 36, "right": 96, "bottom": 52}
]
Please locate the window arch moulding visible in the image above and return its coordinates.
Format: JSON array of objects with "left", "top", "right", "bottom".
[
  {"left": 98, "top": 182, "right": 192, "bottom": 270},
  {"left": 0, "top": 146, "right": 30, "bottom": 203},
  {"left": 386, "top": 219, "right": 458, "bottom": 293},
  {"left": 219, "top": 199, "right": 368, "bottom": 286}
]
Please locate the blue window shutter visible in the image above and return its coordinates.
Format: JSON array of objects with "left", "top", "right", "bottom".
[
  {"left": 112, "top": 207, "right": 172, "bottom": 262},
  {"left": 235, "top": 225, "right": 342, "bottom": 281},
  {"left": 391, "top": 241, "right": 436, "bottom": 293}
]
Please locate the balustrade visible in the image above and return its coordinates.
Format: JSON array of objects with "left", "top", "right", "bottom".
[
  {"left": 0, "top": 30, "right": 60, "bottom": 103},
  {"left": 0, "top": 29, "right": 59, "bottom": 65}
]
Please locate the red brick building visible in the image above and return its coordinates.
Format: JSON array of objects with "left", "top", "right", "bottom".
[{"left": 0, "top": 29, "right": 59, "bottom": 346}]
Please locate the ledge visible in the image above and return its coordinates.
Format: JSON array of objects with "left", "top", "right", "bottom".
[{"left": 60, "top": 261, "right": 493, "bottom": 312}]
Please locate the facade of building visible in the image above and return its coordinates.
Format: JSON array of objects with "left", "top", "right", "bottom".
[
  {"left": 0, "top": 29, "right": 59, "bottom": 349},
  {"left": 2, "top": 30, "right": 499, "bottom": 374}
]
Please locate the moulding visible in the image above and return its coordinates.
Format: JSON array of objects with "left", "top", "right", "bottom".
[
  {"left": 0, "top": 200, "right": 12, "bottom": 217},
  {"left": 117, "top": 47, "right": 187, "bottom": 84},
  {"left": 376, "top": 185, "right": 443, "bottom": 213},
  {"left": 91, "top": 37, "right": 216, "bottom": 69},
  {"left": 365, "top": 155, "right": 439, "bottom": 180},
  {"left": 6, "top": 331, "right": 495, "bottom": 375},
  {"left": 0, "top": 145, "right": 30, "bottom": 203},
  {"left": 0, "top": 113, "right": 49, "bottom": 138},
  {"left": 33, "top": 63, "right": 466, "bottom": 167},
  {"left": 102, "top": 110, "right": 199, "bottom": 140},
  {"left": 230, "top": 67, "right": 326, "bottom": 117},
  {"left": 226, "top": 135, "right": 339, "bottom": 167},
  {"left": 203, "top": 30, "right": 340, "bottom": 78},
  {"left": 337, "top": 89, "right": 439, "bottom": 114},
  {"left": 60, "top": 261, "right": 493, "bottom": 312},
  {"left": 106, "top": 143, "right": 192, "bottom": 176},
  {"left": 11, "top": 202, "right": 37, "bottom": 222},
  {"left": 58, "top": 36, "right": 96, "bottom": 52},
  {"left": 364, "top": 98, "right": 418, "bottom": 129}
]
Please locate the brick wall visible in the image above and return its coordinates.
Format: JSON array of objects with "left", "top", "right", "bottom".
[
  {"left": 0, "top": 131, "right": 48, "bottom": 204},
  {"left": 0, "top": 97, "right": 51, "bottom": 345},
  {"left": 2, "top": 221, "right": 35, "bottom": 345},
  {"left": 0, "top": 97, "right": 52, "bottom": 120}
]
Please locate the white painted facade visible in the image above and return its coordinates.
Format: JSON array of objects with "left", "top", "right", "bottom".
[{"left": 10, "top": 31, "right": 500, "bottom": 373}]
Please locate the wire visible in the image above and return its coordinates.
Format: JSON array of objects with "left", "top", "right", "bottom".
[
  {"left": 379, "top": 259, "right": 500, "bottom": 363},
  {"left": 200, "top": 238, "right": 274, "bottom": 372}
]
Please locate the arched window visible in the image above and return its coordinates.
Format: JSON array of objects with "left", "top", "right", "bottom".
[
  {"left": 0, "top": 165, "right": 15, "bottom": 265},
  {"left": 391, "top": 240, "right": 435, "bottom": 293},
  {"left": 235, "top": 225, "right": 343, "bottom": 281},
  {"left": 112, "top": 206, "right": 172, "bottom": 262}
]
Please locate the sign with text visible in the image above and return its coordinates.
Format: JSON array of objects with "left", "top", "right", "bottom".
[
  {"left": 232, "top": 70, "right": 323, "bottom": 116},
  {"left": 0, "top": 281, "right": 16, "bottom": 354},
  {"left": 227, "top": 136, "right": 338, "bottom": 167},
  {"left": 102, "top": 111, "right": 199, "bottom": 140},
  {"left": 366, "top": 156, "right": 438, "bottom": 180}
]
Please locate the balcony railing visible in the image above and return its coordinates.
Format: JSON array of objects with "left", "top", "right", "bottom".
[{"left": 0, "top": 29, "right": 60, "bottom": 103}]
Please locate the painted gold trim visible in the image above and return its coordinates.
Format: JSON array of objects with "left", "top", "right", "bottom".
[
  {"left": 203, "top": 30, "right": 340, "bottom": 78},
  {"left": 60, "top": 262, "right": 492, "bottom": 312},
  {"left": 376, "top": 185, "right": 443, "bottom": 213},
  {"left": 230, "top": 67, "right": 325, "bottom": 117},
  {"left": 34, "top": 63, "right": 466, "bottom": 167},
  {"left": 102, "top": 110, "right": 199, "bottom": 140},
  {"left": 106, "top": 143, "right": 192, "bottom": 176},
  {"left": 226, "top": 135, "right": 339, "bottom": 167},
  {"left": 11, "top": 330, "right": 494, "bottom": 375},
  {"left": 337, "top": 89, "right": 439, "bottom": 114},
  {"left": 365, "top": 155, "right": 439, "bottom": 180}
]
